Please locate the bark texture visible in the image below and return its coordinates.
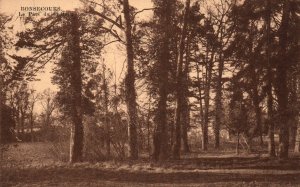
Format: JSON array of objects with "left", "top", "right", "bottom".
[
  {"left": 123, "top": 0, "right": 139, "bottom": 160},
  {"left": 265, "top": 0, "right": 275, "bottom": 157},
  {"left": 214, "top": 51, "right": 224, "bottom": 149},
  {"left": 153, "top": 0, "right": 175, "bottom": 161},
  {"left": 172, "top": 0, "right": 190, "bottom": 159},
  {"left": 295, "top": 116, "right": 300, "bottom": 152},
  {"left": 0, "top": 76, "right": 2, "bottom": 144},
  {"left": 277, "top": 0, "right": 290, "bottom": 159},
  {"left": 69, "top": 12, "right": 84, "bottom": 163}
]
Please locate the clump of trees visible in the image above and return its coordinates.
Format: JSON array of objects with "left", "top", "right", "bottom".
[{"left": 1, "top": 0, "right": 299, "bottom": 163}]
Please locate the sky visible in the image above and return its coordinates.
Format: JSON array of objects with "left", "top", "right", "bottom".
[{"left": 0, "top": 0, "right": 153, "bottom": 93}]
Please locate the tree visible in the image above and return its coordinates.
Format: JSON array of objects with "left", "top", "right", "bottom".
[
  {"left": 172, "top": 0, "right": 190, "bottom": 159},
  {"left": 226, "top": 79, "right": 252, "bottom": 154},
  {"left": 202, "top": 17, "right": 216, "bottom": 151},
  {"left": 276, "top": 0, "right": 291, "bottom": 159},
  {"left": 0, "top": 14, "right": 29, "bottom": 144},
  {"left": 8, "top": 82, "right": 30, "bottom": 137},
  {"left": 0, "top": 105, "right": 16, "bottom": 143},
  {"left": 219, "top": 0, "right": 300, "bottom": 157},
  {"left": 101, "top": 64, "right": 111, "bottom": 157},
  {"left": 16, "top": 7, "right": 111, "bottom": 162},
  {"left": 85, "top": 0, "right": 143, "bottom": 159},
  {"left": 265, "top": 0, "right": 275, "bottom": 157},
  {"left": 40, "top": 89, "right": 56, "bottom": 128},
  {"left": 91, "top": 62, "right": 114, "bottom": 157},
  {"left": 209, "top": 0, "right": 235, "bottom": 149},
  {"left": 67, "top": 12, "right": 84, "bottom": 162},
  {"left": 152, "top": 0, "right": 176, "bottom": 161},
  {"left": 123, "top": 0, "right": 139, "bottom": 159},
  {"left": 28, "top": 89, "right": 39, "bottom": 142}
]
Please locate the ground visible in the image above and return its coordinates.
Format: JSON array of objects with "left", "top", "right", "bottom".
[{"left": 1, "top": 142, "right": 300, "bottom": 186}]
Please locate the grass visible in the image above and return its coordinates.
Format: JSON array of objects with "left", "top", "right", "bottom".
[{"left": 1, "top": 142, "right": 300, "bottom": 186}]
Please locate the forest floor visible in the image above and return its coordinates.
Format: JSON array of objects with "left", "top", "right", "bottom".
[{"left": 1, "top": 142, "right": 300, "bottom": 186}]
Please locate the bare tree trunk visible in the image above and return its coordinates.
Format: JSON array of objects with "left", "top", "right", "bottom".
[
  {"left": 214, "top": 52, "right": 224, "bottom": 149},
  {"left": 0, "top": 76, "right": 2, "bottom": 180},
  {"left": 29, "top": 94, "right": 37, "bottom": 142},
  {"left": 236, "top": 132, "right": 240, "bottom": 155},
  {"left": 69, "top": 12, "right": 84, "bottom": 163},
  {"left": 181, "top": 99, "right": 190, "bottom": 153},
  {"left": 20, "top": 111, "right": 25, "bottom": 135},
  {"left": 0, "top": 76, "right": 3, "bottom": 144},
  {"left": 202, "top": 18, "right": 216, "bottom": 150},
  {"left": 146, "top": 95, "right": 152, "bottom": 157},
  {"left": 248, "top": 24, "right": 263, "bottom": 147},
  {"left": 265, "top": 0, "right": 276, "bottom": 157},
  {"left": 30, "top": 112, "right": 34, "bottom": 142},
  {"left": 294, "top": 73, "right": 300, "bottom": 152},
  {"left": 289, "top": 76, "right": 298, "bottom": 148},
  {"left": 277, "top": 0, "right": 290, "bottom": 159},
  {"left": 182, "top": 31, "right": 191, "bottom": 153},
  {"left": 295, "top": 116, "right": 300, "bottom": 152},
  {"left": 252, "top": 78, "right": 263, "bottom": 146},
  {"left": 214, "top": 14, "right": 226, "bottom": 150},
  {"left": 123, "top": 0, "right": 139, "bottom": 160},
  {"left": 203, "top": 52, "right": 213, "bottom": 151},
  {"left": 153, "top": 0, "right": 174, "bottom": 161},
  {"left": 172, "top": 0, "right": 190, "bottom": 159},
  {"left": 196, "top": 63, "right": 204, "bottom": 148},
  {"left": 290, "top": 122, "right": 297, "bottom": 148},
  {"left": 102, "top": 65, "right": 110, "bottom": 157}
]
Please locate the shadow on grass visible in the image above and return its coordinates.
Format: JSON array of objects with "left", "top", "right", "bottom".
[
  {"left": 149, "top": 156, "right": 300, "bottom": 170},
  {"left": 2, "top": 166, "right": 300, "bottom": 185}
]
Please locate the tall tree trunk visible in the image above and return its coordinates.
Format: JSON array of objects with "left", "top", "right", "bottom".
[
  {"left": 248, "top": 24, "right": 263, "bottom": 147},
  {"left": 289, "top": 76, "right": 298, "bottom": 148},
  {"left": 295, "top": 115, "right": 300, "bottom": 152},
  {"left": 123, "top": 0, "right": 139, "bottom": 160},
  {"left": 294, "top": 67, "right": 300, "bottom": 152},
  {"left": 182, "top": 31, "right": 191, "bottom": 153},
  {"left": 214, "top": 17, "right": 226, "bottom": 150},
  {"left": 214, "top": 52, "right": 224, "bottom": 149},
  {"left": 251, "top": 73, "right": 263, "bottom": 146},
  {"left": 0, "top": 76, "right": 3, "bottom": 144},
  {"left": 146, "top": 95, "right": 152, "bottom": 156},
  {"left": 153, "top": 0, "right": 174, "bottom": 161},
  {"left": 69, "top": 12, "right": 84, "bottom": 163},
  {"left": 202, "top": 18, "right": 216, "bottom": 150},
  {"left": 102, "top": 65, "right": 110, "bottom": 157},
  {"left": 30, "top": 110, "right": 34, "bottom": 142},
  {"left": 196, "top": 63, "right": 204, "bottom": 148},
  {"left": 0, "top": 76, "right": 3, "bottom": 171},
  {"left": 236, "top": 132, "right": 240, "bottom": 155},
  {"left": 20, "top": 110, "right": 25, "bottom": 135},
  {"left": 265, "top": 0, "right": 276, "bottom": 157},
  {"left": 181, "top": 99, "right": 190, "bottom": 153},
  {"left": 203, "top": 51, "right": 213, "bottom": 151},
  {"left": 172, "top": 0, "right": 190, "bottom": 159},
  {"left": 277, "top": 0, "right": 290, "bottom": 159}
]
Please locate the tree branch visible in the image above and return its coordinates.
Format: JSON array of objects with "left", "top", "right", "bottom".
[
  {"left": 99, "top": 26, "right": 125, "bottom": 44},
  {"left": 99, "top": 40, "right": 121, "bottom": 51},
  {"left": 89, "top": 7, "right": 124, "bottom": 30},
  {"left": 133, "top": 8, "right": 156, "bottom": 18}
]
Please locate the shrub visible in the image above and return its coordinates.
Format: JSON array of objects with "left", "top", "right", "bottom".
[{"left": 47, "top": 126, "right": 70, "bottom": 162}]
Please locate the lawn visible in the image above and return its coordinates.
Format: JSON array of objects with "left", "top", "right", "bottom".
[{"left": 1, "top": 142, "right": 300, "bottom": 186}]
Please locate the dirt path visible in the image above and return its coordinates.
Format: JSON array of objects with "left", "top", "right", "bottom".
[{"left": 1, "top": 143, "right": 300, "bottom": 186}]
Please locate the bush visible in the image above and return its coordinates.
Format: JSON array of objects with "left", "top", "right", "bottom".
[
  {"left": 44, "top": 114, "right": 128, "bottom": 162},
  {"left": 84, "top": 116, "right": 107, "bottom": 161},
  {"left": 47, "top": 126, "right": 70, "bottom": 162},
  {"left": 84, "top": 115, "right": 127, "bottom": 161}
]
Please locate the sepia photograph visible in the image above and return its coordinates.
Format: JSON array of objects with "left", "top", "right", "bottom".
[{"left": 0, "top": 0, "right": 300, "bottom": 186}]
